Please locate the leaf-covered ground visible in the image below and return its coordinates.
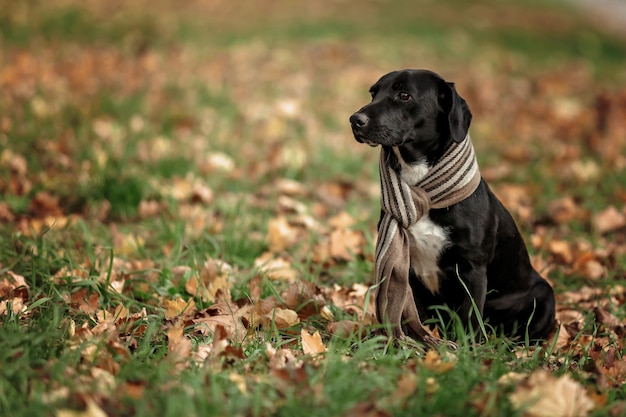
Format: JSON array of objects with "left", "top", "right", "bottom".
[{"left": 1, "top": 0, "right": 626, "bottom": 416}]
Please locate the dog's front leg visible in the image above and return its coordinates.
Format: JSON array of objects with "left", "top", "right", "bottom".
[
  {"left": 402, "top": 286, "right": 458, "bottom": 349},
  {"left": 449, "top": 265, "right": 488, "bottom": 337}
]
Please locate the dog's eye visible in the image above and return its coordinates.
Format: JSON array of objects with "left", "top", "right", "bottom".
[{"left": 398, "top": 92, "right": 411, "bottom": 101}]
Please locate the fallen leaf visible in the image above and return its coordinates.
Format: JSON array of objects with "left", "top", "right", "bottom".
[
  {"left": 328, "top": 211, "right": 356, "bottom": 229},
  {"left": 164, "top": 297, "right": 196, "bottom": 319},
  {"left": 329, "top": 228, "right": 365, "bottom": 261},
  {"left": 422, "top": 350, "right": 457, "bottom": 374},
  {"left": 282, "top": 280, "right": 325, "bottom": 319},
  {"left": 327, "top": 320, "right": 363, "bottom": 338},
  {"left": 259, "top": 308, "right": 300, "bottom": 330},
  {"left": 0, "top": 271, "right": 29, "bottom": 298},
  {"left": 195, "top": 314, "right": 247, "bottom": 339},
  {"left": 547, "top": 197, "right": 585, "bottom": 224},
  {"left": 254, "top": 252, "right": 299, "bottom": 282},
  {"left": 394, "top": 373, "right": 418, "bottom": 402},
  {"left": 301, "top": 329, "right": 327, "bottom": 355},
  {"left": 508, "top": 370, "right": 594, "bottom": 417},
  {"left": 266, "top": 343, "right": 300, "bottom": 370},
  {"left": 592, "top": 206, "right": 626, "bottom": 234},
  {"left": 185, "top": 258, "right": 233, "bottom": 302},
  {"left": 547, "top": 239, "right": 574, "bottom": 265},
  {"left": 267, "top": 216, "right": 300, "bottom": 252}
]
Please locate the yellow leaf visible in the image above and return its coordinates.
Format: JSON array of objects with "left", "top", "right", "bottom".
[
  {"left": 301, "top": 329, "right": 327, "bottom": 355},
  {"left": 164, "top": 297, "right": 196, "bottom": 318},
  {"left": 422, "top": 350, "right": 457, "bottom": 373}
]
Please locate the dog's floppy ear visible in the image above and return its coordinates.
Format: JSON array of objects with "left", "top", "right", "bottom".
[{"left": 438, "top": 81, "right": 472, "bottom": 143}]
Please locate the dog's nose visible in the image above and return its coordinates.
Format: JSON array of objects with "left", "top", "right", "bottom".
[{"left": 350, "top": 112, "right": 369, "bottom": 129}]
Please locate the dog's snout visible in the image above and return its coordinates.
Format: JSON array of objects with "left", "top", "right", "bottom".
[{"left": 350, "top": 112, "right": 369, "bottom": 129}]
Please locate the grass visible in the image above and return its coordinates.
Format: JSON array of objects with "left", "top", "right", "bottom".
[{"left": 1, "top": 0, "right": 626, "bottom": 415}]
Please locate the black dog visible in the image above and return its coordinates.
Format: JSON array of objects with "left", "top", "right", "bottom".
[{"left": 350, "top": 69, "right": 555, "bottom": 342}]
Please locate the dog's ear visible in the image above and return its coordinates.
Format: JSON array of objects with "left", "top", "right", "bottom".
[{"left": 438, "top": 81, "right": 472, "bottom": 143}]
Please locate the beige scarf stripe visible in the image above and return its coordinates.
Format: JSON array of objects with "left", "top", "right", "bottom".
[
  {"left": 422, "top": 136, "right": 475, "bottom": 197},
  {"left": 420, "top": 137, "right": 470, "bottom": 186},
  {"left": 375, "top": 135, "right": 481, "bottom": 344},
  {"left": 429, "top": 152, "right": 479, "bottom": 206}
]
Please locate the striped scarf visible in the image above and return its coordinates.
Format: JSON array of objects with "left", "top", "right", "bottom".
[{"left": 375, "top": 135, "right": 481, "bottom": 347}]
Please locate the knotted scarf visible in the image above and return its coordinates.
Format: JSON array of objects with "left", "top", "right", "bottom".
[{"left": 375, "top": 135, "right": 481, "bottom": 347}]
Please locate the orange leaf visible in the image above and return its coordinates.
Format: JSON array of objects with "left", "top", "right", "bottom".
[
  {"left": 164, "top": 297, "right": 196, "bottom": 319},
  {"left": 301, "top": 329, "right": 327, "bottom": 355}
]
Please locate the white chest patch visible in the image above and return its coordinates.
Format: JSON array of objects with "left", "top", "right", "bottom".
[
  {"left": 392, "top": 147, "right": 429, "bottom": 185},
  {"left": 408, "top": 216, "right": 449, "bottom": 294}
]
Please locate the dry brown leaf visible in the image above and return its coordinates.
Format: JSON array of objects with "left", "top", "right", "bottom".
[
  {"left": 282, "top": 280, "right": 325, "bottom": 319},
  {"left": 70, "top": 289, "right": 100, "bottom": 314},
  {"left": 558, "top": 286, "right": 604, "bottom": 304},
  {"left": 329, "top": 211, "right": 356, "bottom": 229},
  {"left": 0, "top": 271, "right": 28, "bottom": 299},
  {"left": 164, "top": 297, "right": 196, "bottom": 319},
  {"left": 547, "top": 239, "right": 574, "bottom": 264},
  {"left": 492, "top": 184, "right": 533, "bottom": 222},
  {"left": 301, "top": 329, "right": 327, "bottom": 355},
  {"left": 254, "top": 252, "right": 299, "bottom": 282},
  {"left": 547, "top": 323, "right": 573, "bottom": 350},
  {"left": 194, "top": 314, "right": 247, "bottom": 340},
  {"left": 329, "top": 228, "right": 365, "bottom": 261},
  {"left": 0, "top": 297, "right": 24, "bottom": 315},
  {"left": 312, "top": 239, "right": 332, "bottom": 264},
  {"left": 185, "top": 259, "right": 233, "bottom": 302},
  {"left": 204, "top": 152, "right": 235, "bottom": 173},
  {"left": 394, "top": 373, "right": 418, "bottom": 401},
  {"left": 327, "top": 320, "right": 363, "bottom": 338},
  {"left": 29, "top": 191, "right": 63, "bottom": 217},
  {"left": 592, "top": 206, "right": 626, "bottom": 234},
  {"left": 267, "top": 216, "right": 301, "bottom": 252},
  {"left": 508, "top": 370, "right": 594, "bottom": 417},
  {"left": 257, "top": 308, "right": 299, "bottom": 330},
  {"left": 0, "top": 202, "right": 14, "bottom": 222},
  {"left": 422, "top": 350, "right": 457, "bottom": 374},
  {"left": 275, "top": 178, "right": 307, "bottom": 196},
  {"left": 266, "top": 343, "right": 300, "bottom": 370},
  {"left": 547, "top": 197, "right": 585, "bottom": 224}
]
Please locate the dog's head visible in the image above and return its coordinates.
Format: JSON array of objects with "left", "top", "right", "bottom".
[{"left": 350, "top": 69, "right": 471, "bottom": 159}]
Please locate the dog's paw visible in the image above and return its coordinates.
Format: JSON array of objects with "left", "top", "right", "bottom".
[{"left": 393, "top": 334, "right": 457, "bottom": 352}]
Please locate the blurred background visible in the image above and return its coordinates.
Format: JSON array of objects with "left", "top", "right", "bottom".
[{"left": 1, "top": 0, "right": 625, "bottom": 239}]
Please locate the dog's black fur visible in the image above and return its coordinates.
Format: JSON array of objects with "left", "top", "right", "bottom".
[{"left": 350, "top": 69, "right": 556, "bottom": 341}]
